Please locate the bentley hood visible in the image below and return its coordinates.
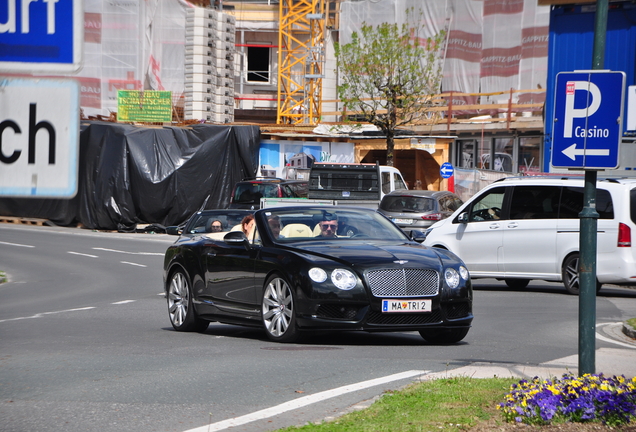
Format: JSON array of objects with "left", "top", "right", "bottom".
[{"left": 290, "top": 241, "right": 444, "bottom": 269}]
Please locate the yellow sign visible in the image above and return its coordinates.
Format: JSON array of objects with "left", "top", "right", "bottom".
[{"left": 117, "top": 90, "right": 172, "bottom": 122}]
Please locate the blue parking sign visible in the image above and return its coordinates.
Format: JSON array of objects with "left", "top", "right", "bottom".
[
  {"left": 551, "top": 71, "right": 625, "bottom": 170},
  {"left": 0, "top": 0, "right": 83, "bottom": 73}
]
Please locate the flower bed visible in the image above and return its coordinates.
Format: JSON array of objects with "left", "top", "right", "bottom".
[{"left": 498, "top": 373, "right": 636, "bottom": 427}]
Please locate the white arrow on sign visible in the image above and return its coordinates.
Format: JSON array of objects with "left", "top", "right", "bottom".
[
  {"left": 440, "top": 166, "right": 453, "bottom": 175},
  {"left": 562, "top": 143, "right": 610, "bottom": 161}
]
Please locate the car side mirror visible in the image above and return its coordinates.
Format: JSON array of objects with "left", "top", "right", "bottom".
[
  {"left": 166, "top": 226, "right": 181, "bottom": 235},
  {"left": 457, "top": 212, "right": 468, "bottom": 224},
  {"left": 224, "top": 231, "right": 250, "bottom": 249},
  {"left": 409, "top": 230, "right": 427, "bottom": 243}
]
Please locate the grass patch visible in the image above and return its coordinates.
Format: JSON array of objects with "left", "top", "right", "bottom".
[
  {"left": 278, "top": 376, "right": 517, "bottom": 432},
  {"left": 627, "top": 318, "right": 636, "bottom": 331},
  {"left": 0, "top": 271, "right": 6, "bottom": 284}
]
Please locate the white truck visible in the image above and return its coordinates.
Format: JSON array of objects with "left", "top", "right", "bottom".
[{"left": 262, "top": 162, "right": 408, "bottom": 209}]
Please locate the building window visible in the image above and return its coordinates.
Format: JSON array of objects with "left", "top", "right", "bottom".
[
  {"left": 456, "top": 139, "right": 476, "bottom": 168},
  {"left": 247, "top": 46, "right": 270, "bottom": 83},
  {"left": 518, "top": 137, "right": 541, "bottom": 173},
  {"left": 455, "top": 136, "right": 542, "bottom": 174},
  {"left": 477, "top": 139, "right": 493, "bottom": 170},
  {"left": 490, "top": 138, "right": 514, "bottom": 172}
]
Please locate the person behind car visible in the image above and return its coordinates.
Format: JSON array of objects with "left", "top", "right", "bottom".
[
  {"left": 209, "top": 219, "right": 223, "bottom": 232},
  {"left": 317, "top": 214, "right": 338, "bottom": 238}
]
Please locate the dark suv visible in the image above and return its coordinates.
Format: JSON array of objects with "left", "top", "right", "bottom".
[{"left": 229, "top": 178, "right": 308, "bottom": 209}]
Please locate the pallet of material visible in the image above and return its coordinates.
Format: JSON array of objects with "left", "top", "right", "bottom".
[{"left": 0, "top": 217, "right": 48, "bottom": 226}]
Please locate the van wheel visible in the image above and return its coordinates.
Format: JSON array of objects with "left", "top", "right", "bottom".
[
  {"left": 505, "top": 279, "right": 529, "bottom": 289},
  {"left": 562, "top": 253, "right": 602, "bottom": 295}
]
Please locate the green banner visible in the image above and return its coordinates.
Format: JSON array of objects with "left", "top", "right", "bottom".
[{"left": 117, "top": 90, "right": 172, "bottom": 122}]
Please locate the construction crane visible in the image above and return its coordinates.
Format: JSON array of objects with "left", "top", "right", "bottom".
[{"left": 276, "top": 0, "right": 326, "bottom": 125}]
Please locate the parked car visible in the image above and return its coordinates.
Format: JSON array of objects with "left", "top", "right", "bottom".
[
  {"left": 163, "top": 206, "right": 473, "bottom": 343},
  {"left": 423, "top": 176, "right": 636, "bottom": 294},
  {"left": 229, "top": 178, "right": 308, "bottom": 210},
  {"left": 378, "top": 190, "right": 464, "bottom": 232}
]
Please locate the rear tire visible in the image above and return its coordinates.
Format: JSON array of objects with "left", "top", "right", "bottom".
[
  {"left": 167, "top": 270, "right": 209, "bottom": 332},
  {"left": 562, "top": 253, "right": 602, "bottom": 295},
  {"left": 505, "top": 279, "right": 530, "bottom": 289},
  {"left": 419, "top": 328, "right": 469, "bottom": 344}
]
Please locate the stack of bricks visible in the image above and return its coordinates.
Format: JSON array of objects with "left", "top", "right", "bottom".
[{"left": 185, "top": 8, "right": 236, "bottom": 123}]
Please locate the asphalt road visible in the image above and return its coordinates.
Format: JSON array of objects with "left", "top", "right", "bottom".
[{"left": 1, "top": 224, "right": 635, "bottom": 432}]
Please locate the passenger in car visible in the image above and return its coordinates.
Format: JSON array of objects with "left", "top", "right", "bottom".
[
  {"left": 241, "top": 214, "right": 255, "bottom": 240},
  {"left": 209, "top": 219, "right": 223, "bottom": 232},
  {"left": 267, "top": 215, "right": 282, "bottom": 238}
]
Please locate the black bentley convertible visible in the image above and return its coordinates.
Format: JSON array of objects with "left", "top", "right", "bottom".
[{"left": 163, "top": 206, "right": 473, "bottom": 343}]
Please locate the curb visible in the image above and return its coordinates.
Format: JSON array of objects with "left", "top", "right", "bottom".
[{"left": 623, "top": 322, "right": 636, "bottom": 340}]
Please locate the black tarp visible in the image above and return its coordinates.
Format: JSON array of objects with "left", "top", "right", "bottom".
[{"left": 0, "top": 121, "right": 260, "bottom": 230}]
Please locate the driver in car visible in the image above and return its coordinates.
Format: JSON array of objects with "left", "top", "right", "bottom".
[{"left": 317, "top": 213, "right": 338, "bottom": 238}]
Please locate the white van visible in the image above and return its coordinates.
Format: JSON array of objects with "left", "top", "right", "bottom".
[{"left": 422, "top": 176, "right": 636, "bottom": 294}]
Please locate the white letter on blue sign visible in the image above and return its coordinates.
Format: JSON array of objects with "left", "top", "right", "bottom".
[
  {"left": 0, "top": 0, "right": 58, "bottom": 34},
  {"left": 563, "top": 81, "right": 602, "bottom": 138},
  {"left": 0, "top": 0, "right": 16, "bottom": 33},
  {"left": 44, "top": 0, "right": 58, "bottom": 34}
]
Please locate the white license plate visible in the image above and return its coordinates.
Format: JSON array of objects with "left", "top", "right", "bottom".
[
  {"left": 393, "top": 218, "right": 413, "bottom": 224},
  {"left": 382, "top": 299, "right": 432, "bottom": 313}
]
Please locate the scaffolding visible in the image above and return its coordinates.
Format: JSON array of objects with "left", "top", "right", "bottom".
[{"left": 276, "top": 0, "right": 326, "bottom": 125}]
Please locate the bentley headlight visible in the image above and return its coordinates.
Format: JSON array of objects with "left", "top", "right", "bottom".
[
  {"left": 309, "top": 267, "right": 328, "bottom": 283},
  {"left": 444, "top": 268, "right": 460, "bottom": 289},
  {"left": 331, "top": 269, "right": 357, "bottom": 290},
  {"left": 459, "top": 265, "right": 469, "bottom": 280}
]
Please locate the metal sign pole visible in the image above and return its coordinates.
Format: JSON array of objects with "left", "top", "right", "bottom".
[{"left": 579, "top": 0, "right": 608, "bottom": 376}]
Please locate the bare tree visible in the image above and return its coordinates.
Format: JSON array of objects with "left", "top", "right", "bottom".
[{"left": 335, "top": 10, "right": 446, "bottom": 166}]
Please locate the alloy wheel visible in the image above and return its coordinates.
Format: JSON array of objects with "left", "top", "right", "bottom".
[
  {"left": 168, "top": 272, "right": 189, "bottom": 327},
  {"left": 262, "top": 276, "right": 298, "bottom": 342}
]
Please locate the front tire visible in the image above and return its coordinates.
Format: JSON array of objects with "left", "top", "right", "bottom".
[
  {"left": 419, "top": 328, "right": 469, "bottom": 344},
  {"left": 262, "top": 275, "right": 299, "bottom": 343},
  {"left": 167, "top": 270, "right": 209, "bottom": 332},
  {"left": 562, "top": 253, "right": 602, "bottom": 295}
]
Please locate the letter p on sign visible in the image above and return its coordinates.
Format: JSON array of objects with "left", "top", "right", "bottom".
[{"left": 563, "top": 81, "right": 602, "bottom": 138}]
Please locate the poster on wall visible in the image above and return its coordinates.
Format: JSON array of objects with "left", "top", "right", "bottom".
[{"left": 259, "top": 141, "right": 355, "bottom": 179}]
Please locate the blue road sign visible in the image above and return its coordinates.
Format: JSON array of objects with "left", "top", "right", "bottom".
[
  {"left": 440, "top": 162, "right": 454, "bottom": 179},
  {"left": 551, "top": 70, "right": 625, "bottom": 170},
  {"left": 0, "top": 0, "right": 83, "bottom": 73}
]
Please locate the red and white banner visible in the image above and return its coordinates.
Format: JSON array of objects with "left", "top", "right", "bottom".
[{"left": 341, "top": 0, "right": 550, "bottom": 115}]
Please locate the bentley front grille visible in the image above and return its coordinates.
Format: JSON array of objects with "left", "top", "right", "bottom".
[{"left": 365, "top": 268, "right": 439, "bottom": 297}]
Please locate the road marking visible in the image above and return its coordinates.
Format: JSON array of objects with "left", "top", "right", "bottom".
[
  {"left": 0, "top": 241, "right": 34, "bottom": 248},
  {"left": 120, "top": 261, "right": 147, "bottom": 267},
  {"left": 596, "top": 322, "right": 636, "bottom": 349},
  {"left": 94, "top": 247, "right": 163, "bottom": 256},
  {"left": 183, "top": 370, "right": 429, "bottom": 432},
  {"left": 112, "top": 300, "right": 136, "bottom": 305},
  {"left": 68, "top": 251, "right": 98, "bottom": 258},
  {"left": 0, "top": 307, "right": 95, "bottom": 323}
]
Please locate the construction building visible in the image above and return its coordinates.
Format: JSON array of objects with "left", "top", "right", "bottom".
[{"left": 26, "top": 0, "right": 636, "bottom": 197}]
